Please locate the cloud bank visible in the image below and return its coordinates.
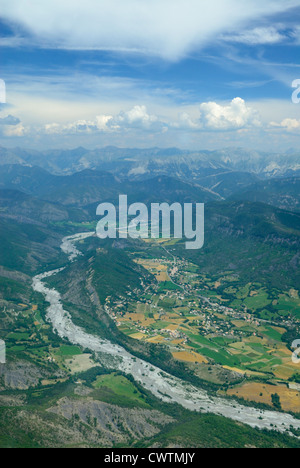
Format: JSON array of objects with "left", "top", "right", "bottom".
[
  {"left": 1, "top": 0, "right": 299, "bottom": 60},
  {"left": 270, "top": 118, "right": 300, "bottom": 133},
  {"left": 42, "top": 99, "right": 261, "bottom": 136},
  {"left": 44, "top": 105, "right": 167, "bottom": 135}
]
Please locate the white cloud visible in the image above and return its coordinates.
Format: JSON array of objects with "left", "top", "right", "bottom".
[
  {"left": 44, "top": 105, "right": 166, "bottom": 135},
  {"left": 95, "top": 115, "right": 114, "bottom": 132},
  {"left": 1, "top": 0, "right": 298, "bottom": 60},
  {"left": 290, "top": 26, "right": 300, "bottom": 45},
  {"left": 176, "top": 112, "right": 201, "bottom": 130},
  {"left": 222, "top": 26, "right": 286, "bottom": 45},
  {"left": 2, "top": 123, "right": 26, "bottom": 137},
  {"left": 0, "top": 113, "right": 25, "bottom": 137},
  {"left": 270, "top": 118, "right": 300, "bottom": 133},
  {"left": 113, "top": 105, "right": 164, "bottom": 131},
  {"left": 199, "top": 98, "right": 261, "bottom": 130},
  {"left": 43, "top": 99, "right": 262, "bottom": 136},
  {"left": 175, "top": 98, "right": 261, "bottom": 131}
]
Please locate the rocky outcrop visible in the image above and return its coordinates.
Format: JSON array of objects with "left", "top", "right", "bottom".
[
  {"left": 48, "top": 397, "right": 174, "bottom": 445},
  {"left": 0, "top": 361, "right": 50, "bottom": 390}
]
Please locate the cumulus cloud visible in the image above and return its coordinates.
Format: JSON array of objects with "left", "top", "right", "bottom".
[
  {"left": 112, "top": 105, "right": 166, "bottom": 131},
  {"left": 1, "top": 0, "right": 298, "bottom": 60},
  {"left": 43, "top": 99, "right": 262, "bottom": 136},
  {"left": 199, "top": 98, "right": 261, "bottom": 130},
  {"left": 270, "top": 118, "right": 300, "bottom": 133},
  {"left": 44, "top": 105, "right": 166, "bottom": 135},
  {"left": 175, "top": 98, "right": 261, "bottom": 131},
  {"left": 177, "top": 112, "right": 201, "bottom": 130}
]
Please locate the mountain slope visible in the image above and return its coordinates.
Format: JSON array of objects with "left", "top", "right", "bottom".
[
  {"left": 0, "top": 165, "right": 220, "bottom": 208},
  {"left": 0, "top": 217, "right": 64, "bottom": 273},
  {"left": 230, "top": 177, "right": 300, "bottom": 212},
  {"left": 126, "top": 176, "right": 221, "bottom": 204},
  {"left": 179, "top": 201, "right": 300, "bottom": 291}
]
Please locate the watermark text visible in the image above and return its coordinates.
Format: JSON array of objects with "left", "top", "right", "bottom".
[
  {"left": 292, "top": 79, "right": 300, "bottom": 104},
  {"left": 0, "top": 340, "right": 6, "bottom": 364},
  {"left": 292, "top": 340, "right": 300, "bottom": 364},
  {"left": 0, "top": 79, "right": 6, "bottom": 104},
  {"left": 96, "top": 196, "right": 204, "bottom": 250}
]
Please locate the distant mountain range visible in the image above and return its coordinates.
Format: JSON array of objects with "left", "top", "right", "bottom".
[
  {"left": 0, "top": 165, "right": 220, "bottom": 208},
  {"left": 0, "top": 146, "right": 299, "bottom": 180},
  {"left": 0, "top": 145, "right": 299, "bottom": 212}
]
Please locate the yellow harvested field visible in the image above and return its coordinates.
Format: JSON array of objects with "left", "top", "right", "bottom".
[
  {"left": 164, "top": 324, "right": 178, "bottom": 331},
  {"left": 227, "top": 382, "right": 300, "bottom": 413},
  {"left": 223, "top": 366, "right": 265, "bottom": 377},
  {"left": 171, "top": 339, "right": 185, "bottom": 345},
  {"left": 227, "top": 348, "right": 242, "bottom": 355},
  {"left": 156, "top": 271, "right": 170, "bottom": 282},
  {"left": 41, "top": 378, "right": 67, "bottom": 386},
  {"left": 134, "top": 259, "right": 170, "bottom": 282},
  {"left": 129, "top": 332, "right": 146, "bottom": 340},
  {"left": 272, "top": 361, "right": 300, "bottom": 380},
  {"left": 223, "top": 366, "right": 245, "bottom": 375},
  {"left": 185, "top": 316, "right": 202, "bottom": 322},
  {"left": 276, "top": 346, "right": 293, "bottom": 357},
  {"left": 120, "top": 313, "right": 155, "bottom": 326},
  {"left": 142, "top": 238, "right": 170, "bottom": 244},
  {"left": 172, "top": 318, "right": 186, "bottom": 324},
  {"left": 147, "top": 335, "right": 165, "bottom": 343},
  {"left": 172, "top": 351, "right": 208, "bottom": 364}
]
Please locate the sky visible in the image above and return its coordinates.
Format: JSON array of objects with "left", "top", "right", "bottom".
[{"left": 1, "top": 0, "right": 300, "bottom": 151}]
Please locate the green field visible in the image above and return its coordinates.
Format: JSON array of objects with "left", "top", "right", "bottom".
[{"left": 92, "top": 373, "right": 149, "bottom": 408}]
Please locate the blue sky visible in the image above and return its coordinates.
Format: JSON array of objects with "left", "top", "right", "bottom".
[{"left": 1, "top": 0, "right": 300, "bottom": 150}]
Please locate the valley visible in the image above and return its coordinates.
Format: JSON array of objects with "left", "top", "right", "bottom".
[
  {"left": 0, "top": 147, "right": 299, "bottom": 448},
  {"left": 30, "top": 231, "right": 300, "bottom": 434},
  {"left": 2, "top": 0, "right": 300, "bottom": 450},
  {"left": 108, "top": 237, "right": 300, "bottom": 411}
]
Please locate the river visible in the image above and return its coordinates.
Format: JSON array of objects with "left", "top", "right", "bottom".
[{"left": 32, "top": 232, "right": 300, "bottom": 437}]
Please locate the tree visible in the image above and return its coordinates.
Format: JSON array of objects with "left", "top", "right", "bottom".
[{"left": 271, "top": 393, "right": 282, "bottom": 410}]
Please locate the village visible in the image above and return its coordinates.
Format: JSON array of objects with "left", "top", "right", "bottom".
[{"left": 103, "top": 246, "right": 299, "bottom": 386}]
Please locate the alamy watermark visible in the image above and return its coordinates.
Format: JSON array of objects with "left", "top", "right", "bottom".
[
  {"left": 0, "top": 340, "right": 6, "bottom": 364},
  {"left": 0, "top": 79, "right": 6, "bottom": 104},
  {"left": 96, "top": 196, "right": 204, "bottom": 250},
  {"left": 292, "top": 79, "right": 300, "bottom": 104},
  {"left": 292, "top": 340, "right": 300, "bottom": 364}
]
